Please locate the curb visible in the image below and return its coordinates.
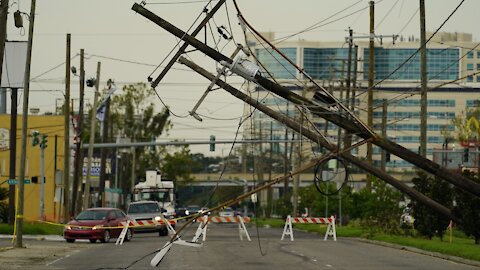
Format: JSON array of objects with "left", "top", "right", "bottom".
[
  {"left": 351, "top": 237, "right": 480, "bottom": 268},
  {"left": 0, "top": 234, "right": 64, "bottom": 242}
]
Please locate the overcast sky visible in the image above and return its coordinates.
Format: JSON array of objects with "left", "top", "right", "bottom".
[{"left": 4, "top": 0, "right": 479, "bottom": 156}]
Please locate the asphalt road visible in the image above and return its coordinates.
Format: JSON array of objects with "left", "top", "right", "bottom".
[{"left": 1, "top": 223, "right": 479, "bottom": 270}]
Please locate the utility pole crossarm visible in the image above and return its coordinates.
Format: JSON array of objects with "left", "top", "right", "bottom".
[{"left": 147, "top": 0, "right": 227, "bottom": 88}]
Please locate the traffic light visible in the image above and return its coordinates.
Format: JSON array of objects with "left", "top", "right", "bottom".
[
  {"left": 31, "top": 176, "right": 38, "bottom": 184},
  {"left": 463, "top": 148, "right": 469, "bottom": 163},
  {"left": 386, "top": 152, "right": 391, "bottom": 162},
  {"left": 86, "top": 78, "right": 96, "bottom": 87},
  {"left": 31, "top": 130, "right": 39, "bottom": 146},
  {"left": 209, "top": 135, "right": 215, "bottom": 152},
  {"left": 40, "top": 134, "right": 48, "bottom": 149}
]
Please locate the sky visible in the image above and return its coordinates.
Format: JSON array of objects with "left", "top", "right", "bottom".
[{"left": 3, "top": 0, "right": 479, "bottom": 156}]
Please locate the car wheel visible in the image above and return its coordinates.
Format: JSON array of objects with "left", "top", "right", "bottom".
[
  {"left": 124, "top": 229, "right": 133, "bottom": 242},
  {"left": 66, "top": 239, "right": 75, "bottom": 243},
  {"left": 159, "top": 227, "right": 168, "bottom": 236},
  {"left": 89, "top": 239, "right": 96, "bottom": 243},
  {"left": 100, "top": 230, "right": 110, "bottom": 243}
]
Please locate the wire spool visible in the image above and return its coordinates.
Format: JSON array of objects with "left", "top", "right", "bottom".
[{"left": 313, "top": 156, "right": 349, "bottom": 196}]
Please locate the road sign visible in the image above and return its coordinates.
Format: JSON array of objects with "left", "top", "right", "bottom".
[{"left": 7, "top": 179, "right": 31, "bottom": 185}]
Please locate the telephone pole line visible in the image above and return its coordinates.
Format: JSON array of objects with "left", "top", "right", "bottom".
[
  {"left": 15, "top": 0, "right": 36, "bottom": 248},
  {"left": 419, "top": 0, "right": 427, "bottom": 157},
  {"left": 367, "top": 0, "right": 375, "bottom": 190},
  {"left": 63, "top": 34, "right": 71, "bottom": 222}
]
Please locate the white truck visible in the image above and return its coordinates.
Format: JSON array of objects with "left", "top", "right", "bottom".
[{"left": 133, "top": 170, "right": 176, "bottom": 220}]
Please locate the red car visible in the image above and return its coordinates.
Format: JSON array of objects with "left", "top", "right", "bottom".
[{"left": 64, "top": 207, "right": 132, "bottom": 243}]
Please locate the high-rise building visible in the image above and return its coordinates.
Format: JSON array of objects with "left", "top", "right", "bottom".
[{"left": 243, "top": 32, "right": 480, "bottom": 172}]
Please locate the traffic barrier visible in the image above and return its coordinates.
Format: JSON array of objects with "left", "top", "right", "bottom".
[
  {"left": 116, "top": 217, "right": 177, "bottom": 245},
  {"left": 196, "top": 215, "right": 251, "bottom": 241},
  {"left": 281, "top": 215, "right": 336, "bottom": 241}
]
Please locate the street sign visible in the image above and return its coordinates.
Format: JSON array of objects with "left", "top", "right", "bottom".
[{"left": 7, "top": 179, "right": 31, "bottom": 185}]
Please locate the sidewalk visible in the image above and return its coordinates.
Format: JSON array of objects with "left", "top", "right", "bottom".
[{"left": 0, "top": 235, "right": 89, "bottom": 270}]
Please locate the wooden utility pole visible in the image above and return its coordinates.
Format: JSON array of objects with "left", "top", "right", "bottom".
[
  {"left": 72, "top": 49, "right": 85, "bottom": 215},
  {"left": 84, "top": 62, "right": 101, "bottom": 210},
  {"left": 419, "top": 0, "right": 427, "bottom": 157},
  {"left": 63, "top": 34, "right": 71, "bottom": 222},
  {"left": 15, "top": 0, "right": 36, "bottom": 248},
  {"left": 98, "top": 94, "right": 110, "bottom": 207},
  {"left": 381, "top": 99, "right": 387, "bottom": 171},
  {"left": 344, "top": 28, "right": 354, "bottom": 148},
  {"left": 178, "top": 56, "right": 458, "bottom": 222},
  {"left": 367, "top": 1, "right": 375, "bottom": 190},
  {"left": 8, "top": 88, "right": 17, "bottom": 225},
  {"left": 133, "top": 3, "right": 480, "bottom": 197},
  {"left": 0, "top": 0, "right": 9, "bottom": 87}
]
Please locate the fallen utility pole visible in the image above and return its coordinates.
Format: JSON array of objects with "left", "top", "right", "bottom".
[
  {"left": 131, "top": 3, "right": 480, "bottom": 198},
  {"left": 178, "top": 56, "right": 457, "bottom": 222}
]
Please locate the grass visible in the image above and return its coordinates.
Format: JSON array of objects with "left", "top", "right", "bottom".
[
  {"left": 254, "top": 218, "right": 480, "bottom": 262},
  {"left": 0, "top": 222, "right": 64, "bottom": 236}
]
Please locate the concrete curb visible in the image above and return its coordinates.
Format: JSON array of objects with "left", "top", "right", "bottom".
[
  {"left": 351, "top": 237, "right": 480, "bottom": 268},
  {"left": 0, "top": 234, "right": 64, "bottom": 242}
]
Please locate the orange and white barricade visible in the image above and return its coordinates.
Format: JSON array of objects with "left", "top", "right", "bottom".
[
  {"left": 281, "top": 215, "right": 336, "bottom": 241},
  {"left": 196, "top": 215, "right": 251, "bottom": 241},
  {"left": 116, "top": 217, "right": 177, "bottom": 245}
]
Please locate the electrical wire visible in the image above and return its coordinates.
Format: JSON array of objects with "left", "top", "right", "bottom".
[{"left": 375, "top": 0, "right": 400, "bottom": 30}]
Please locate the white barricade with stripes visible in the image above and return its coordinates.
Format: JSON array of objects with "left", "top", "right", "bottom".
[
  {"left": 196, "top": 215, "right": 251, "bottom": 241},
  {"left": 116, "top": 217, "right": 177, "bottom": 245},
  {"left": 281, "top": 215, "right": 336, "bottom": 241}
]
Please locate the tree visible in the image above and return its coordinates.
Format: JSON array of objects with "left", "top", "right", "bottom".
[
  {"left": 109, "top": 83, "right": 171, "bottom": 185},
  {"left": 160, "top": 145, "right": 198, "bottom": 184},
  {"left": 453, "top": 170, "right": 480, "bottom": 244},
  {"left": 350, "top": 177, "right": 402, "bottom": 232},
  {"left": 412, "top": 171, "right": 454, "bottom": 240}
]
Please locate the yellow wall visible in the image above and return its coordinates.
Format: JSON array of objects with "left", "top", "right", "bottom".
[{"left": 0, "top": 114, "right": 65, "bottom": 223}]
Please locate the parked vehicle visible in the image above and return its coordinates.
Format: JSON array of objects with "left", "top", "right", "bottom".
[
  {"left": 64, "top": 208, "right": 132, "bottom": 243},
  {"left": 218, "top": 207, "right": 235, "bottom": 217},
  {"left": 127, "top": 201, "right": 169, "bottom": 236}
]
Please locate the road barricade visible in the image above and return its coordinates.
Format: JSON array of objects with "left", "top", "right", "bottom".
[
  {"left": 196, "top": 215, "right": 251, "bottom": 241},
  {"left": 281, "top": 215, "right": 336, "bottom": 241},
  {"left": 116, "top": 217, "right": 177, "bottom": 245}
]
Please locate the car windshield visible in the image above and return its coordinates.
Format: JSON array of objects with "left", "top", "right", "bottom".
[
  {"left": 75, "top": 210, "right": 109, "bottom": 220},
  {"left": 128, "top": 203, "right": 160, "bottom": 214}
]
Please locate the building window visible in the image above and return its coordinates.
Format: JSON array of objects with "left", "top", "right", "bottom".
[
  {"left": 467, "top": 75, "right": 474, "bottom": 82},
  {"left": 364, "top": 48, "right": 459, "bottom": 81},
  {"left": 467, "top": 63, "right": 474, "bottom": 70},
  {"left": 467, "top": 51, "right": 474, "bottom": 59},
  {"left": 256, "top": 48, "right": 297, "bottom": 80},
  {"left": 477, "top": 51, "right": 480, "bottom": 59},
  {"left": 477, "top": 76, "right": 480, "bottom": 83},
  {"left": 477, "top": 63, "right": 480, "bottom": 70}
]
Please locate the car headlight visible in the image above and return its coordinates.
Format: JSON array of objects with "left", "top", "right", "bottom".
[
  {"left": 154, "top": 216, "right": 162, "bottom": 221},
  {"left": 65, "top": 225, "right": 71, "bottom": 230},
  {"left": 185, "top": 210, "right": 190, "bottom": 215},
  {"left": 92, "top": 225, "right": 104, "bottom": 230}
]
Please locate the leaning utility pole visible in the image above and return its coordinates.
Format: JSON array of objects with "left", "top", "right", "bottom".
[
  {"left": 419, "top": 0, "right": 427, "bottom": 157},
  {"left": 177, "top": 56, "right": 457, "bottom": 222},
  {"left": 63, "top": 34, "right": 71, "bottom": 222},
  {"left": 131, "top": 2, "right": 480, "bottom": 198},
  {"left": 367, "top": 1, "right": 375, "bottom": 189},
  {"left": 15, "top": 0, "right": 36, "bottom": 248}
]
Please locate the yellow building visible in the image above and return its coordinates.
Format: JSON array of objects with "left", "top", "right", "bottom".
[{"left": 0, "top": 114, "right": 66, "bottom": 223}]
